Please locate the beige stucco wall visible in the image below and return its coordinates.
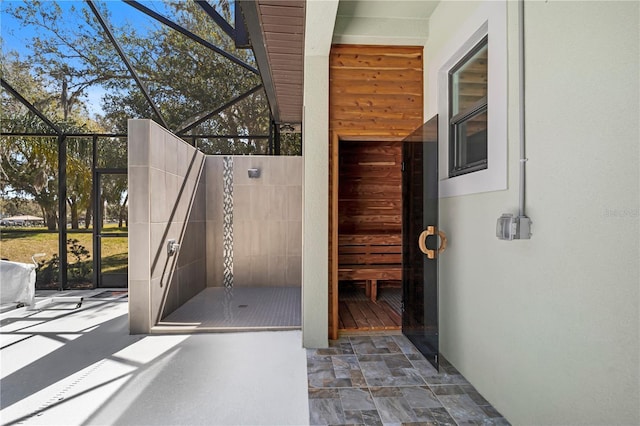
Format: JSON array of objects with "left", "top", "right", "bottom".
[
  {"left": 128, "top": 119, "right": 207, "bottom": 333},
  {"left": 301, "top": 0, "right": 339, "bottom": 348},
  {"left": 205, "top": 155, "right": 302, "bottom": 288},
  {"left": 425, "top": 1, "right": 639, "bottom": 424},
  {"left": 301, "top": 0, "right": 638, "bottom": 422}
]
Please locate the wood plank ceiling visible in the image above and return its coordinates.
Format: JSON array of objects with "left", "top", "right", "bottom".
[{"left": 239, "top": 0, "right": 305, "bottom": 125}]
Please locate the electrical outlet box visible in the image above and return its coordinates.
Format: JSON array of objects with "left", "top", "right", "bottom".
[
  {"left": 517, "top": 216, "right": 532, "bottom": 239},
  {"left": 497, "top": 214, "right": 517, "bottom": 240},
  {"left": 497, "top": 214, "right": 532, "bottom": 240}
]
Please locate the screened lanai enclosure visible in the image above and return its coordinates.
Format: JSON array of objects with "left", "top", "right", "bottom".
[{"left": 1, "top": 0, "right": 302, "bottom": 330}]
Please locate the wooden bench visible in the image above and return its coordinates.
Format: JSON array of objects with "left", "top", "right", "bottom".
[{"left": 338, "top": 234, "right": 402, "bottom": 302}]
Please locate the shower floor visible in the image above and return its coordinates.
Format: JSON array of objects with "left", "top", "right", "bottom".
[{"left": 156, "top": 287, "right": 301, "bottom": 332}]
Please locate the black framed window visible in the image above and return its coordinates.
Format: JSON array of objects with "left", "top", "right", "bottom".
[{"left": 449, "top": 37, "right": 488, "bottom": 177}]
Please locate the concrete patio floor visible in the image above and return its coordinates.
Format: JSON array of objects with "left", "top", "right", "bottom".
[{"left": 0, "top": 290, "right": 309, "bottom": 425}]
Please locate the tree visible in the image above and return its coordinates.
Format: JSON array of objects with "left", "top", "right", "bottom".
[
  {"left": 0, "top": 192, "right": 42, "bottom": 218},
  {"left": 2, "top": 1, "right": 130, "bottom": 122},
  {"left": 2, "top": 0, "right": 276, "bottom": 228},
  {"left": 66, "top": 138, "right": 93, "bottom": 228},
  {"left": 0, "top": 136, "right": 59, "bottom": 229},
  {"left": 3, "top": 0, "right": 271, "bottom": 143},
  {"left": 101, "top": 174, "right": 127, "bottom": 228},
  {"left": 1, "top": 51, "right": 106, "bottom": 229}
]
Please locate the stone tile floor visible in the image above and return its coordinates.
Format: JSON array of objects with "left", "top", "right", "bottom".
[{"left": 307, "top": 334, "right": 510, "bottom": 425}]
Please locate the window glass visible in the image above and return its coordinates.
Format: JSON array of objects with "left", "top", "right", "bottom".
[
  {"left": 450, "top": 42, "right": 488, "bottom": 117},
  {"left": 453, "top": 110, "right": 487, "bottom": 171},
  {"left": 449, "top": 38, "right": 488, "bottom": 177}
]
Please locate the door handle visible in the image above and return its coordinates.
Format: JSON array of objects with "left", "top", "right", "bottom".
[{"left": 418, "top": 226, "right": 448, "bottom": 259}]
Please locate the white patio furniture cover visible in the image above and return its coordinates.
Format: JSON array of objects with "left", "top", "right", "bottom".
[{"left": 0, "top": 260, "right": 36, "bottom": 307}]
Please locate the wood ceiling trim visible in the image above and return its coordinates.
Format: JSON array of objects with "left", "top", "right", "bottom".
[{"left": 240, "top": 0, "right": 305, "bottom": 124}]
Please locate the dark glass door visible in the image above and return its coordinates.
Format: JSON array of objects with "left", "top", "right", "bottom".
[{"left": 402, "top": 115, "right": 442, "bottom": 368}]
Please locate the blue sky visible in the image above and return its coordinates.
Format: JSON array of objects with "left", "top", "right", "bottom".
[
  {"left": 1, "top": 0, "right": 241, "bottom": 121},
  {"left": 1, "top": 1, "right": 175, "bottom": 118}
]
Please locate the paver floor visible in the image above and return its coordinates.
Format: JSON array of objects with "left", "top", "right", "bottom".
[{"left": 307, "top": 334, "right": 510, "bottom": 425}]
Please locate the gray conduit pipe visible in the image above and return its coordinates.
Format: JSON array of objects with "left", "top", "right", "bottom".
[
  {"left": 518, "top": 0, "right": 527, "bottom": 218},
  {"left": 496, "top": 0, "right": 532, "bottom": 240}
]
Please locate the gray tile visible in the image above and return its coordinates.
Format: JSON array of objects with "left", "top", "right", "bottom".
[
  {"left": 306, "top": 335, "right": 504, "bottom": 426},
  {"left": 401, "top": 386, "right": 442, "bottom": 409},
  {"left": 427, "top": 407, "right": 457, "bottom": 425},
  {"left": 350, "top": 336, "right": 403, "bottom": 355},
  {"left": 362, "top": 359, "right": 425, "bottom": 386},
  {"left": 360, "top": 360, "right": 392, "bottom": 380},
  {"left": 461, "top": 385, "right": 491, "bottom": 406},
  {"left": 457, "top": 419, "right": 511, "bottom": 426},
  {"left": 430, "top": 385, "right": 466, "bottom": 396},
  {"left": 358, "top": 354, "right": 384, "bottom": 362},
  {"left": 383, "top": 354, "right": 414, "bottom": 369},
  {"left": 366, "top": 373, "right": 425, "bottom": 387},
  {"left": 438, "top": 358, "right": 458, "bottom": 372},
  {"left": 307, "top": 360, "right": 333, "bottom": 374},
  {"left": 392, "top": 368, "right": 427, "bottom": 383},
  {"left": 402, "top": 423, "right": 438, "bottom": 426},
  {"left": 343, "top": 409, "right": 364, "bottom": 424},
  {"left": 317, "top": 340, "right": 354, "bottom": 355},
  {"left": 391, "top": 334, "right": 422, "bottom": 355},
  {"left": 406, "top": 353, "right": 426, "bottom": 361},
  {"left": 360, "top": 409, "right": 383, "bottom": 425},
  {"left": 373, "top": 396, "right": 417, "bottom": 423},
  {"left": 410, "top": 359, "right": 439, "bottom": 378},
  {"left": 333, "top": 354, "right": 359, "bottom": 369},
  {"left": 370, "top": 387, "right": 403, "bottom": 398},
  {"left": 424, "top": 372, "right": 470, "bottom": 386},
  {"left": 350, "top": 369, "right": 367, "bottom": 388},
  {"left": 438, "top": 394, "right": 487, "bottom": 423},
  {"left": 479, "top": 405, "right": 505, "bottom": 419},
  {"left": 333, "top": 355, "right": 359, "bottom": 379},
  {"left": 339, "top": 388, "right": 376, "bottom": 411},
  {"left": 308, "top": 371, "right": 353, "bottom": 389},
  {"left": 309, "top": 397, "right": 345, "bottom": 425},
  {"left": 307, "top": 359, "right": 334, "bottom": 373},
  {"left": 410, "top": 407, "right": 440, "bottom": 424},
  {"left": 309, "top": 388, "right": 340, "bottom": 399},
  {"left": 307, "top": 352, "right": 334, "bottom": 362}
]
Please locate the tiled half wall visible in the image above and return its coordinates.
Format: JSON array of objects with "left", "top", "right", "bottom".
[
  {"left": 128, "top": 120, "right": 207, "bottom": 333},
  {"left": 128, "top": 120, "right": 302, "bottom": 333}
]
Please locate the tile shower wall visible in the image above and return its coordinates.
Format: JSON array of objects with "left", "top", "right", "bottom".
[
  {"left": 206, "top": 156, "right": 303, "bottom": 288},
  {"left": 129, "top": 119, "right": 207, "bottom": 333}
]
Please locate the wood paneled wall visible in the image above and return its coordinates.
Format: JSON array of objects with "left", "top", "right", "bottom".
[
  {"left": 328, "top": 45, "right": 424, "bottom": 339},
  {"left": 338, "top": 141, "right": 402, "bottom": 235},
  {"left": 330, "top": 45, "right": 423, "bottom": 137}
]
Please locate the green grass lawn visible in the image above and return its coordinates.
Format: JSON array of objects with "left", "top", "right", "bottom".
[{"left": 0, "top": 225, "right": 128, "bottom": 287}]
